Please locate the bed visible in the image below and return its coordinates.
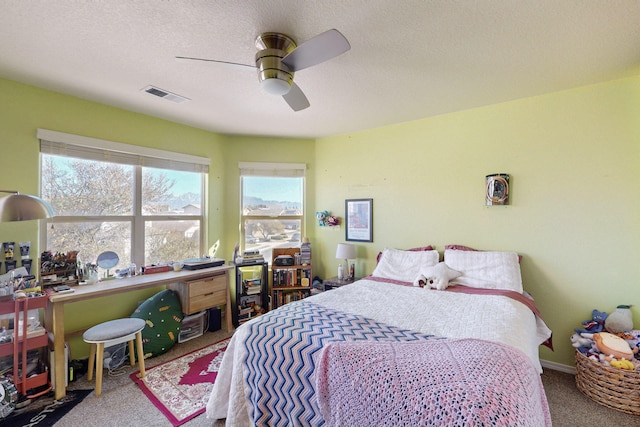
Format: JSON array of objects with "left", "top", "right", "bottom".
[{"left": 206, "top": 247, "right": 553, "bottom": 426}]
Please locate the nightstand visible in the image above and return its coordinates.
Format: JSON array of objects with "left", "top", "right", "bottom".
[{"left": 322, "top": 276, "right": 359, "bottom": 290}]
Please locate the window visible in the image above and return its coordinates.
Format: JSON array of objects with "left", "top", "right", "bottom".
[
  {"left": 239, "top": 162, "right": 305, "bottom": 263},
  {"left": 38, "top": 129, "right": 209, "bottom": 272}
]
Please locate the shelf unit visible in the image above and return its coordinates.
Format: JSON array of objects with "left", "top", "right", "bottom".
[
  {"left": 234, "top": 262, "right": 269, "bottom": 326},
  {"left": 40, "top": 268, "right": 79, "bottom": 288},
  {"left": 0, "top": 294, "right": 49, "bottom": 396},
  {"left": 271, "top": 248, "right": 311, "bottom": 310},
  {"left": 40, "top": 251, "right": 80, "bottom": 288}
]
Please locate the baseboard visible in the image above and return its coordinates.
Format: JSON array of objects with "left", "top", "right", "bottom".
[{"left": 540, "top": 358, "right": 575, "bottom": 375}]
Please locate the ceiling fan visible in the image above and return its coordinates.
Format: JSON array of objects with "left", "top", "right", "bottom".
[{"left": 177, "top": 29, "right": 351, "bottom": 111}]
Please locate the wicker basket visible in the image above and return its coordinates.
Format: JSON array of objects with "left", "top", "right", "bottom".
[{"left": 575, "top": 350, "right": 640, "bottom": 415}]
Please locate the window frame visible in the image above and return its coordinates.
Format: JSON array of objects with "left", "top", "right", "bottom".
[
  {"left": 38, "top": 129, "right": 209, "bottom": 267},
  {"left": 239, "top": 162, "right": 306, "bottom": 258}
]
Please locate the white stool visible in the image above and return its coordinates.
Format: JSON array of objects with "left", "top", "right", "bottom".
[{"left": 83, "top": 318, "right": 146, "bottom": 396}]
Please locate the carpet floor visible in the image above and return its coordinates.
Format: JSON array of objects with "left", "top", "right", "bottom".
[
  {"left": 53, "top": 329, "right": 230, "bottom": 427},
  {"left": 48, "top": 329, "right": 639, "bottom": 426},
  {"left": 1, "top": 389, "right": 92, "bottom": 427},
  {"left": 541, "top": 367, "right": 639, "bottom": 426}
]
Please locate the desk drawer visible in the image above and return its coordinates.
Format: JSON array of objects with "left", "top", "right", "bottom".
[
  {"left": 188, "top": 288, "right": 226, "bottom": 313},
  {"left": 188, "top": 275, "right": 226, "bottom": 298},
  {"left": 169, "top": 273, "right": 228, "bottom": 315}
]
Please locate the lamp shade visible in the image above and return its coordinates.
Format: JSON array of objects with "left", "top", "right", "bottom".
[
  {"left": 335, "top": 243, "right": 356, "bottom": 260},
  {"left": 0, "top": 192, "right": 55, "bottom": 222}
]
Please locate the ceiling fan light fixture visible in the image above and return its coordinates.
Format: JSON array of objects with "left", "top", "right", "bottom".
[
  {"left": 261, "top": 77, "right": 291, "bottom": 96},
  {"left": 178, "top": 29, "right": 349, "bottom": 111},
  {"left": 255, "top": 46, "right": 294, "bottom": 96}
]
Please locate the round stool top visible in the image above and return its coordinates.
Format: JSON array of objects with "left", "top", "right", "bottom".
[{"left": 83, "top": 318, "right": 146, "bottom": 342}]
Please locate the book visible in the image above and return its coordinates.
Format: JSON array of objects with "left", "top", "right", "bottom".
[
  {"left": 246, "top": 286, "right": 262, "bottom": 295},
  {"left": 300, "top": 242, "right": 312, "bottom": 264},
  {"left": 239, "top": 307, "right": 253, "bottom": 316}
]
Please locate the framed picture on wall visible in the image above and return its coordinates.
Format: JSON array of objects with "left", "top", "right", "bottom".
[
  {"left": 485, "top": 173, "right": 510, "bottom": 206},
  {"left": 345, "top": 198, "right": 373, "bottom": 242}
]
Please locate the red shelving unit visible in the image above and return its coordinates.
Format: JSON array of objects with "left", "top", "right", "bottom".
[{"left": 0, "top": 294, "right": 50, "bottom": 396}]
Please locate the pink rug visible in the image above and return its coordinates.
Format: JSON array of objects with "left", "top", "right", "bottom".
[{"left": 130, "top": 337, "right": 231, "bottom": 426}]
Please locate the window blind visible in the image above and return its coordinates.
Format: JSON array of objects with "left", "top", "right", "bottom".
[
  {"left": 238, "top": 162, "right": 306, "bottom": 177},
  {"left": 38, "top": 129, "right": 210, "bottom": 173}
]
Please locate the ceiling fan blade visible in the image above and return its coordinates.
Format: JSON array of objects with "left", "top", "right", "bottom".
[
  {"left": 282, "top": 82, "right": 310, "bottom": 111},
  {"left": 282, "top": 29, "right": 350, "bottom": 72},
  {"left": 175, "top": 56, "right": 255, "bottom": 69}
]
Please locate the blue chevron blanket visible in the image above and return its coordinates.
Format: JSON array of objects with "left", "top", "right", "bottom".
[{"left": 243, "top": 301, "right": 435, "bottom": 426}]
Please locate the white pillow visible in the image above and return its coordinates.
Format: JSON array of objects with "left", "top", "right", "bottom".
[
  {"left": 372, "top": 248, "right": 439, "bottom": 282},
  {"left": 444, "top": 249, "right": 523, "bottom": 292}
]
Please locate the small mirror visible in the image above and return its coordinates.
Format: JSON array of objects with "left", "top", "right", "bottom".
[{"left": 97, "top": 251, "right": 119, "bottom": 278}]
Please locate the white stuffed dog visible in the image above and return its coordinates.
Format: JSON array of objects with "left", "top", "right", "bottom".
[{"left": 413, "top": 262, "right": 462, "bottom": 290}]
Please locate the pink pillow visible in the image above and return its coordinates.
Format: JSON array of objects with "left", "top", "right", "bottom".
[
  {"left": 376, "top": 245, "right": 434, "bottom": 263},
  {"left": 444, "top": 244, "right": 477, "bottom": 251}
]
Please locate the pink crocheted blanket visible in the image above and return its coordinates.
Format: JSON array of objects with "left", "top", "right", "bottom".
[{"left": 316, "top": 338, "right": 552, "bottom": 427}]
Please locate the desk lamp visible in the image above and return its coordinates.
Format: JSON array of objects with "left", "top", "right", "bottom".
[{"left": 0, "top": 190, "right": 55, "bottom": 222}]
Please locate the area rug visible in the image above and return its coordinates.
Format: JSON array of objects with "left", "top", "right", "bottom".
[
  {"left": 1, "top": 389, "right": 93, "bottom": 427},
  {"left": 129, "top": 337, "right": 231, "bottom": 426}
]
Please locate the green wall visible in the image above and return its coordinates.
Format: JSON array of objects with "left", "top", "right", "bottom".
[
  {"left": 219, "top": 134, "right": 316, "bottom": 259},
  {"left": 315, "top": 76, "right": 640, "bottom": 367},
  {"left": 0, "top": 78, "right": 228, "bottom": 356},
  {"left": 2, "top": 75, "right": 639, "bottom": 367}
]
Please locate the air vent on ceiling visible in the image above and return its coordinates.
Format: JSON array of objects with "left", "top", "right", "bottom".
[{"left": 142, "top": 85, "right": 190, "bottom": 104}]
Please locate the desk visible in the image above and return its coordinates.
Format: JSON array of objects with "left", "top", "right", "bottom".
[{"left": 44, "top": 265, "right": 233, "bottom": 399}]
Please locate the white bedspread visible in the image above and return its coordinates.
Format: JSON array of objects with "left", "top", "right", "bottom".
[{"left": 206, "top": 279, "right": 551, "bottom": 425}]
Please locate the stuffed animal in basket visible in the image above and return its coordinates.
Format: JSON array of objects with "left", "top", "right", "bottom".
[
  {"left": 604, "top": 305, "right": 633, "bottom": 334},
  {"left": 593, "top": 332, "right": 634, "bottom": 361},
  {"left": 570, "top": 332, "right": 593, "bottom": 354},
  {"left": 574, "top": 309, "right": 607, "bottom": 334},
  {"left": 413, "top": 262, "right": 462, "bottom": 291},
  {"left": 607, "top": 357, "right": 635, "bottom": 370}
]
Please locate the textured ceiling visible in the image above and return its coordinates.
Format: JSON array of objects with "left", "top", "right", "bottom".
[{"left": 1, "top": 1, "right": 639, "bottom": 139}]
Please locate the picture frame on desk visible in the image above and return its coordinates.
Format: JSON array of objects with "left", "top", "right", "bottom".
[{"left": 345, "top": 198, "right": 373, "bottom": 242}]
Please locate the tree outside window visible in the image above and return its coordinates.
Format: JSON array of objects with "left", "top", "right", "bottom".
[{"left": 41, "top": 155, "right": 205, "bottom": 273}]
